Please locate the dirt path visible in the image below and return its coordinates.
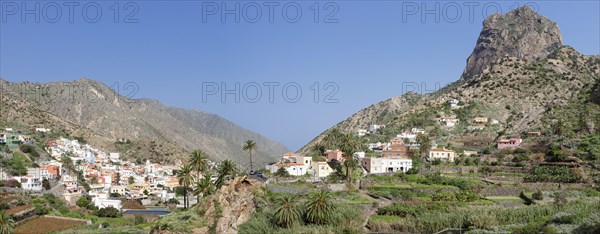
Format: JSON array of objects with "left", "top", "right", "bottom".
[{"left": 359, "top": 190, "right": 392, "bottom": 233}]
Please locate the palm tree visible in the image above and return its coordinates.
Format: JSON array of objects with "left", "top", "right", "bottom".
[
  {"left": 176, "top": 164, "right": 195, "bottom": 209},
  {"left": 554, "top": 119, "right": 566, "bottom": 137},
  {"left": 339, "top": 133, "right": 360, "bottom": 181},
  {"left": 343, "top": 156, "right": 360, "bottom": 182},
  {"left": 311, "top": 143, "right": 326, "bottom": 156},
  {"left": 216, "top": 160, "right": 236, "bottom": 188},
  {"left": 0, "top": 212, "right": 15, "bottom": 234},
  {"left": 305, "top": 190, "right": 336, "bottom": 225},
  {"left": 417, "top": 134, "right": 432, "bottom": 157},
  {"left": 243, "top": 140, "right": 257, "bottom": 173},
  {"left": 193, "top": 172, "right": 215, "bottom": 204},
  {"left": 323, "top": 128, "right": 343, "bottom": 149},
  {"left": 273, "top": 194, "right": 301, "bottom": 228},
  {"left": 188, "top": 150, "right": 208, "bottom": 179}
]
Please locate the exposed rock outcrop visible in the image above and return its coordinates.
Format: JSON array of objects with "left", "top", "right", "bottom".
[
  {"left": 461, "top": 6, "right": 563, "bottom": 79},
  {"left": 199, "top": 177, "right": 263, "bottom": 234}
]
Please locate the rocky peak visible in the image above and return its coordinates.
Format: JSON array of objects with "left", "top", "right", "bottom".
[{"left": 461, "top": 6, "right": 563, "bottom": 79}]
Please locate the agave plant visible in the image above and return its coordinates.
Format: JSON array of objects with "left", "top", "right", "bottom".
[{"left": 0, "top": 212, "right": 14, "bottom": 234}]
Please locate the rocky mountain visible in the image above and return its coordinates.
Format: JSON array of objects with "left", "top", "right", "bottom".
[
  {"left": 462, "top": 6, "right": 563, "bottom": 79},
  {"left": 0, "top": 78, "right": 288, "bottom": 166},
  {"left": 300, "top": 6, "right": 600, "bottom": 153}
]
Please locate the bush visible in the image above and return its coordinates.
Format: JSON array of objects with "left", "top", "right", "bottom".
[
  {"left": 431, "top": 192, "right": 456, "bottom": 202},
  {"left": 96, "top": 207, "right": 122, "bottom": 218},
  {"left": 134, "top": 215, "right": 146, "bottom": 225},
  {"left": 532, "top": 190, "right": 544, "bottom": 200},
  {"left": 0, "top": 202, "right": 9, "bottom": 210},
  {"left": 406, "top": 168, "right": 418, "bottom": 175},
  {"left": 455, "top": 190, "right": 480, "bottom": 202},
  {"left": 76, "top": 196, "right": 91, "bottom": 208},
  {"left": 274, "top": 167, "right": 290, "bottom": 177}
]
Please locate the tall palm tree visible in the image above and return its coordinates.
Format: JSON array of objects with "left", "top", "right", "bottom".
[
  {"left": 243, "top": 140, "right": 257, "bottom": 173},
  {"left": 343, "top": 156, "right": 360, "bottom": 182},
  {"left": 305, "top": 190, "right": 336, "bottom": 225},
  {"left": 273, "top": 194, "right": 301, "bottom": 228},
  {"left": 339, "top": 133, "right": 360, "bottom": 181},
  {"left": 216, "top": 160, "right": 236, "bottom": 188},
  {"left": 193, "top": 172, "right": 215, "bottom": 204},
  {"left": 0, "top": 212, "right": 15, "bottom": 234},
  {"left": 188, "top": 150, "right": 208, "bottom": 179},
  {"left": 417, "top": 134, "right": 432, "bottom": 157},
  {"left": 176, "top": 164, "right": 195, "bottom": 209}
]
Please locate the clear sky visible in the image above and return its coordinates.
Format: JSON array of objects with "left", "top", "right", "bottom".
[{"left": 1, "top": 1, "right": 599, "bottom": 151}]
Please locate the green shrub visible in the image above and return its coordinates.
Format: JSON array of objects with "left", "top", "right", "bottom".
[
  {"left": 533, "top": 190, "right": 544, "bottom": 200},
  {"left": 431, "top": 192, "right": 456, "bottom": 202},
  {"left": 96, "top": 207, "right": 122, "bottom": 218}
]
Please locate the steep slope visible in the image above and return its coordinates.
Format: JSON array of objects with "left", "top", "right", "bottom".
[
  {"left": 0, "top": 78, "right": 288, "bottom": 166},
  {"left": 299, "top": 6, "right": 599, "bottom": 153}
]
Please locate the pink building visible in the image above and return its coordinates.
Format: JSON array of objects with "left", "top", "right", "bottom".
[
  {"left": 325, "top": 149, "right": 343, "bottom": 162},
  {"left": 497, "top": 138, "right": 523, "bottom": 149}
]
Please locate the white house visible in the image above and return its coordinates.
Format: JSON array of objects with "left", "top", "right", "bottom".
[
  {"left": 93, "top": 197, "right": 123, "bottom": 210},
  {"left": 15, "top": 168, "right": 44, "bottom": 191},
  {"left": 397, "top": 132, "right": 417, "bottom": 142},
  {"left": 362, "top": 157, "right": 413, "bottom": 174},
  {"left": 4, "top": 128, "right": 13, "bottom": 132},
  {"left": 439, "top": 115, "right": 459, "bottom": 127},
  {"left": 411, "top": 128, "right": 425, "bottom": 134},
  {"left": 353, "top": 151, "right": 365, "bottom": 159},
  {"left": 109, "top": 153, "right": 120, "bottom": 161},
  {"left": 467, "top": 125, "right": 485, "bottom": 130},
  {"left": 490, "top": 119, "right": 499, "bottom": 125},
  {"left": 368, "top": 124, "right": 385, "bottom": 133},
  {"left": 368, "top": 142, "right": 385, "bottom": 150},
  {"left": 35, "top": 128, "right": 51, "bottom": 133},
  {"left": 429, "top": 148, "right": 456, "bottom": 162},
  {"left": 356, "top": 129, "right": 368, "bottom": 137},
  {"left": 266, "top": 163, "right": 309, "bottom": 176},
  {"left": 448, "top": 98, "right": 460, "bottom": 109},
  {"left": 266, "top": 153, "right": 313, "bottom": 176}
]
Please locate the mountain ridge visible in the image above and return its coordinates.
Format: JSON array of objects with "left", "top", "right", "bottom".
[{"left": 0, "top": 78, "right": 289, "bottom": 166}]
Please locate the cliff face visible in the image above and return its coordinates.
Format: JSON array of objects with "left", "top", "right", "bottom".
[
  {"left": 199, "top": 177, "right": 262, "bottom": 234},
  {"left": 461, "top": 6, "right": 563, "bottom": 79}
]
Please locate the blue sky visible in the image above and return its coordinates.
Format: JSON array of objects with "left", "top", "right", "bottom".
[{"left": 1, "top": 1, "right": 599, "bottom": 151}]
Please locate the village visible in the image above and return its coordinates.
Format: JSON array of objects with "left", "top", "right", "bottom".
[
  {"left": 264, "top": 98, "right": 532, "bottom": 180},
  {"left": 0, "top": 128, "right": 194, "bottom": 225}
]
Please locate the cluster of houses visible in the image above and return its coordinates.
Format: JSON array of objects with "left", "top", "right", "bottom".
[
  {"left": 2, "top": 134, "right": 183, "bottom": 211},
  {"left": 268, "top": 99, "right": 531, "bottom": 177}
]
